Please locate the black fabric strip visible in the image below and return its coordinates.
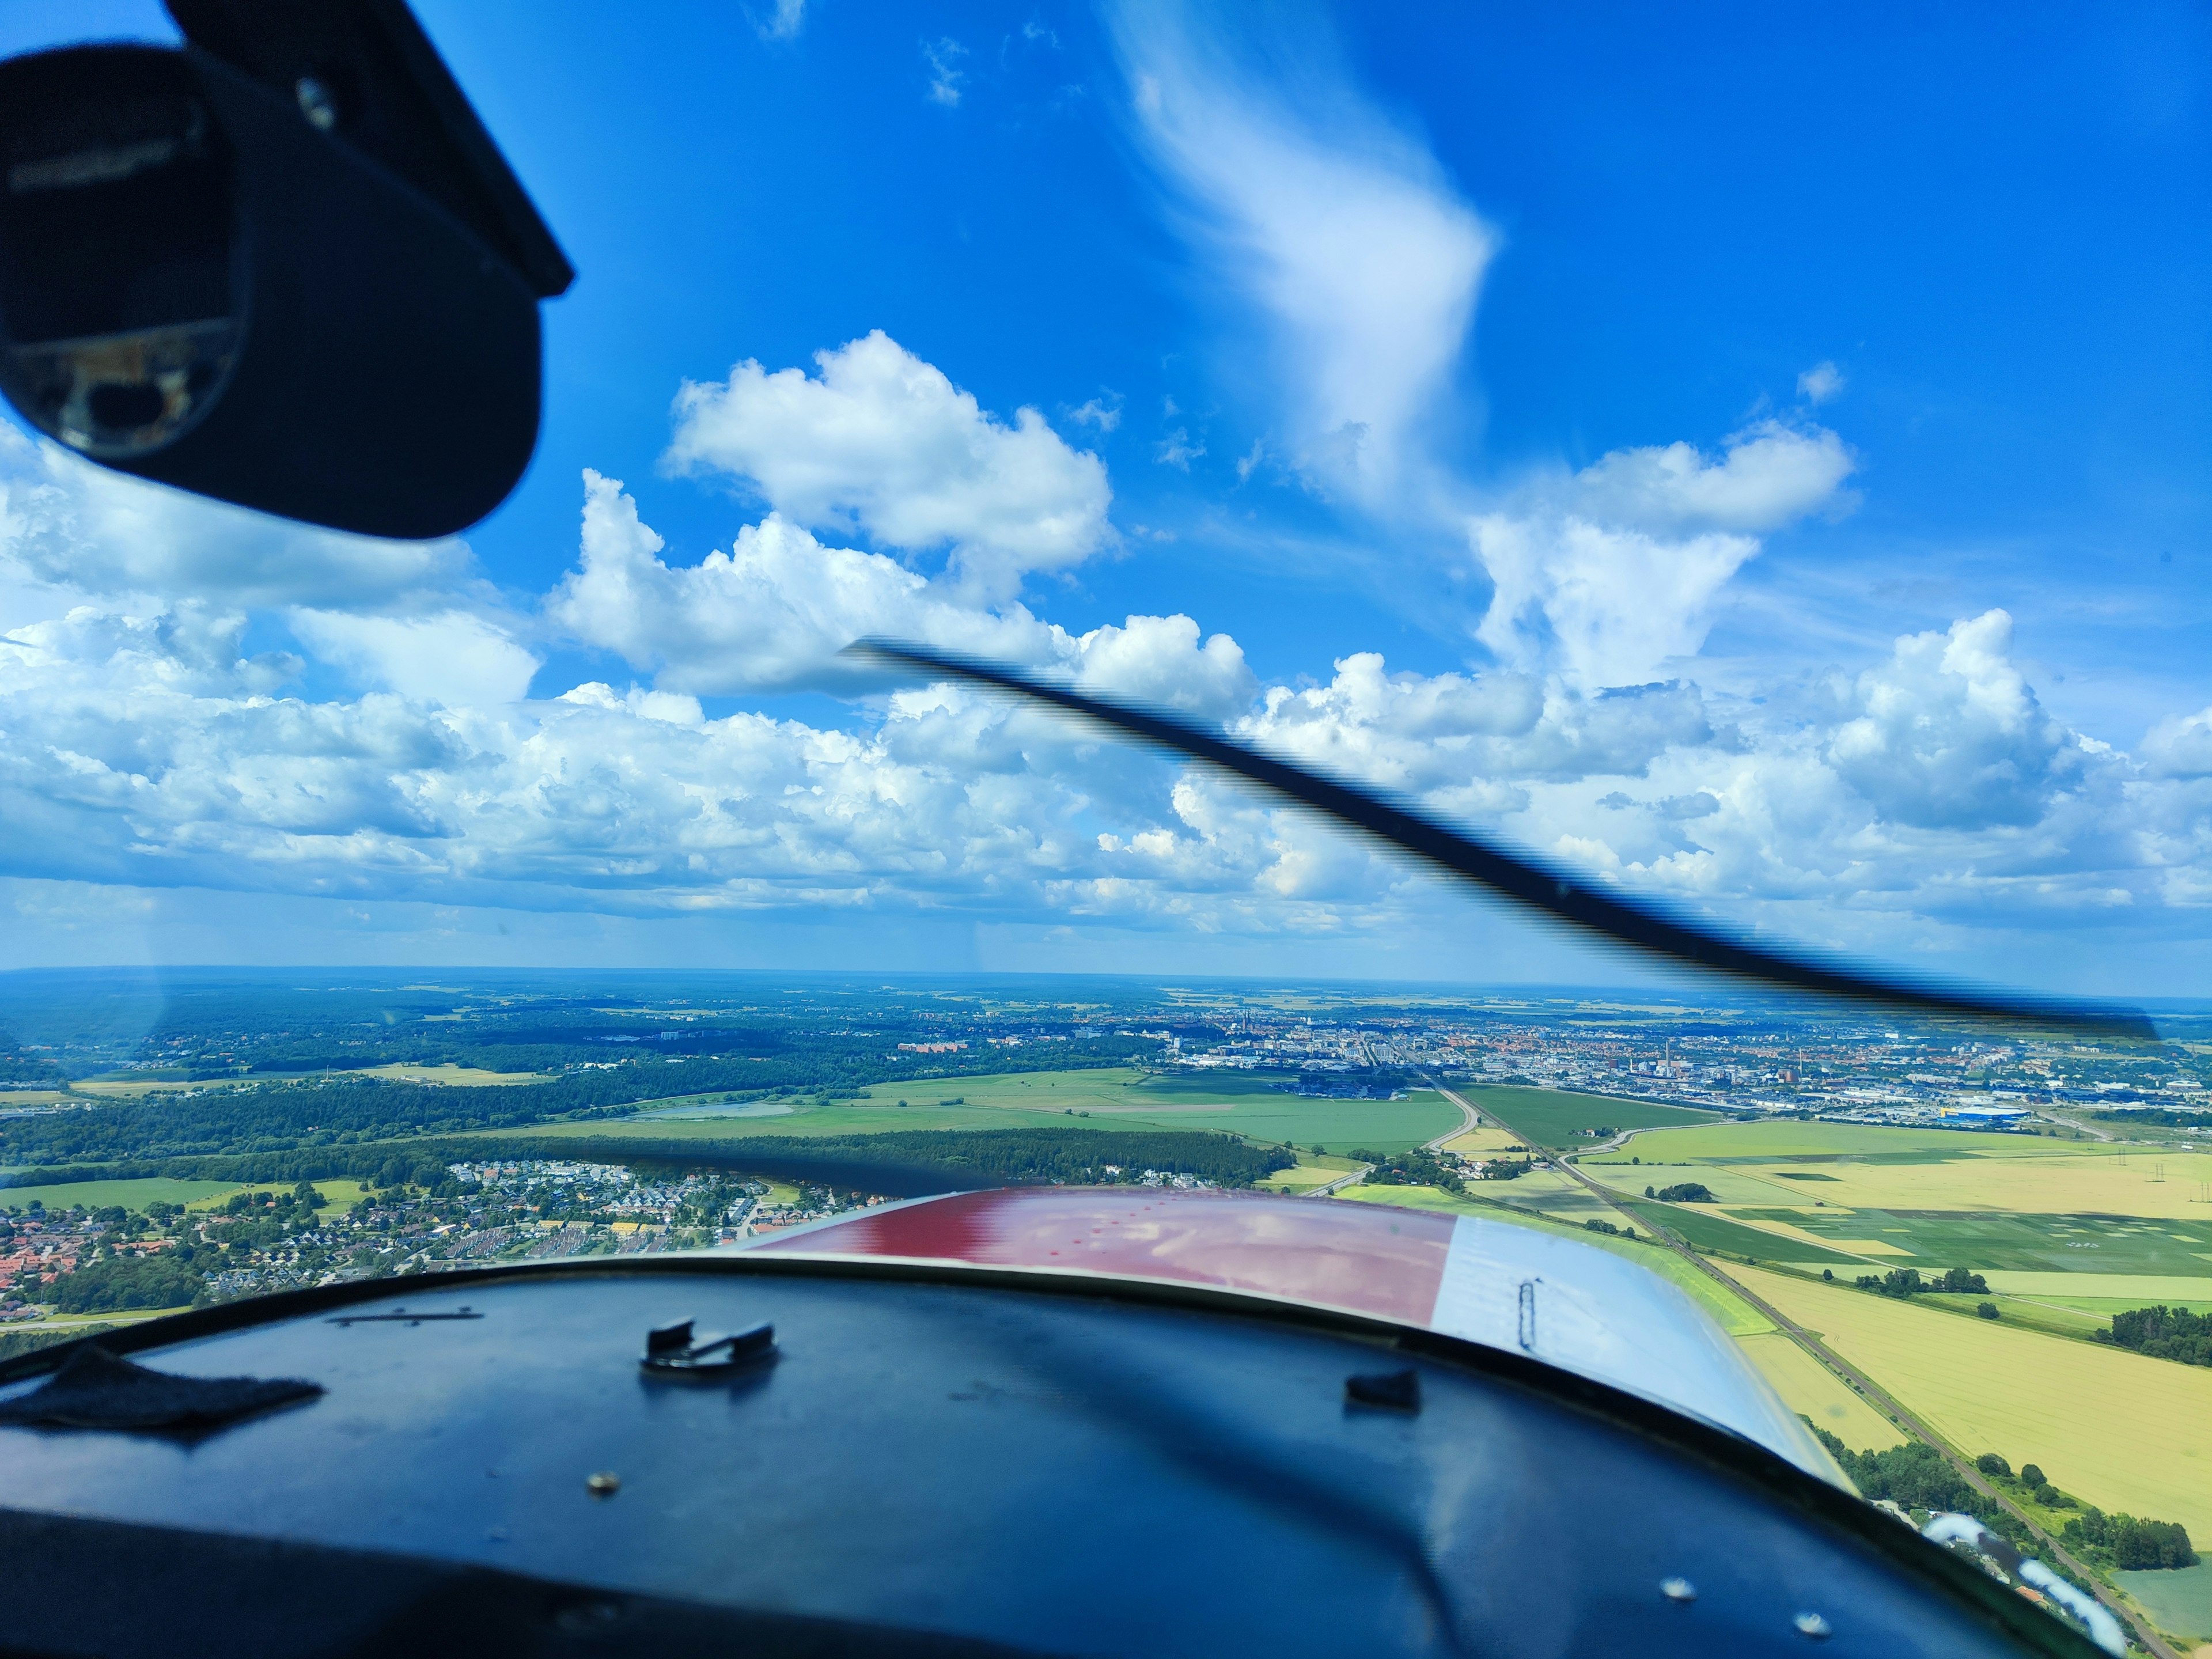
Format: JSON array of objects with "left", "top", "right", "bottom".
[{"left": 850, "top": 641, "right": 2153, "bottom": 1042}]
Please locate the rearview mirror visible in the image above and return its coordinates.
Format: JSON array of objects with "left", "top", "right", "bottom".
[{"left": 0, "top": 1, "right": 570, "bottom": 540}]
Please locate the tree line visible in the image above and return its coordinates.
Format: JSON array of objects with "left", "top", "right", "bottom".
[
  {"left": 2096, "top": 1304, "right": 2212, "bottom": 1368},
  {"left": 0, "top": 1125, "right": 1296, "bottom": 1200}
]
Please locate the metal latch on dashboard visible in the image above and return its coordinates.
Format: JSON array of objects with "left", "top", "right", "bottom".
[{"left": 641, "top": 1318, "right": 775, "bottom": 1377}]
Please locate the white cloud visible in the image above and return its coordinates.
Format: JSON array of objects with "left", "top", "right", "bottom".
[
  {"left": 923, "top": 37, "right": 968, "bottom": 107},
  {"left": 0, "top": 423, "right": 470, "bottom": 611},
  {"left": 1, "top": 312, "right": 2205, "bottom": 983},
  {"left": 1825, "top": 609, "right": 2076, "bottom": 830},
  {"left": 1565, "top": 421, "right": 1854, "bottom": 535},
  {"left": 1798, "top": 361, "right": 1846, "bottom": 404},
  {"left": 5, "top": 505, "right": 2210, "bottom": 980},
  {"left": 1104, "top": 7, "right": 1869, "bottom": 709},
  {"left": 1469, "top": 423, "right": 1854, "bottom": 690},
  {"left": 1156, "top": 429, "right": 1203, "bottom": 470},
  {"left": 1068, "top": 396, "right": 1122, "bottom": 432},
  {"left": 1471, "top": 514, "right": 1759, "bottom": 692},
  {"left": 548, "top": 472, "right": 1251, "bottom": 717},
  {"left": 1108, "top": 3, "right": 1495, "bottom": 510},
  {"left": 756, "top": 0, "right": 804, "bottom": 41},
  {"left": 290, "top": 610, "right": 540, "bottom": 709},
  {"left": 663, "top": 331, "right": 1112, "bottom": 599},
  {"left": 2141, "top": 706, "right": 2212, "bottom": 779}
]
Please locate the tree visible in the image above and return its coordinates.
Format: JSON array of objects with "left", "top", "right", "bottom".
[
  {"left": 1976, "top": 1302, "right": 1999, "bottom": 1320},
  {"left": 1655, "top": 1183, "right": 1714, "bottom": 1203},
  {"left": 1976, "top": 1453, "right": 2011, "bottom": 1478},
  {"left": 44, "top": 1253, "right": 204, "bottom": 1315}
]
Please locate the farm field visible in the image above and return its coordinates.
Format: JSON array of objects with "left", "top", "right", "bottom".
[
  {"left": 0, "top": 1176, "right": 242, "bottom": 1211},
  {"left": 1597, "top": 1118, "right": 2212, "bottom": 1220},
  {"left": 344, "top": 1063, "right": 547, "bottom": 1086},
  {"left": 2112, "top": 1565, "right": 2212, "bottom": 1646},
  {"left": 549, "top": 1069, "right": 1465, "bottom": 1154},
  {"left": 1734, "top": 1330, "right": 1904, "bottom": 1455},
  {"left": 1628, "top": 1196, "right": 2212, "bottom": 1276},
  {"left": 1459, "top": 1086, "right": 1717, "bottom": 1150},
  {"left": 1622, "top": 1199, "right": 1866, "bottom": 1266},
  {"left": 1981, "top": 1272, "right": 2212, "bottom": 1302},
  {"left": 1439, "top": 1126, "right": 1524, "bottom": 1156},
  {"left": 1255, "top": 1153, "right": 1363, "bottom": 1194},
  {"left": 1601, "top": 1120, "right": 2070, "bottom": 1164},
  {"left": 1718, "top": 1262, "right": 2212, "bottom": 1546}
]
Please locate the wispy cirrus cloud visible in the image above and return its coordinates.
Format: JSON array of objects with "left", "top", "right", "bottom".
[{"left": 1104, "top": 5, "right": 1855, "bottom": 692}]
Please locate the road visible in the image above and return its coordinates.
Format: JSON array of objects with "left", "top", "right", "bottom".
[
  {"left": 1425, "top": 1080, "right": 2174, "bottom": 1659},
  {"left": 1423, "top": 1086, "right": 1479, "bottom": 1152},
  {"left": 1295, "top": 1080, "right": 1475, "bottom": 1199}
]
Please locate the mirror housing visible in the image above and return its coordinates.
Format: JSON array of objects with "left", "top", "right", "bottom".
[{"left": 0, "top": 2, "right": 569, "bottom": 540}]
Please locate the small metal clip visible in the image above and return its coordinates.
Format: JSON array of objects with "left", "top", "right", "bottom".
[{"left": 640, "top": 1318, "right": 775, "bottom": 1377}]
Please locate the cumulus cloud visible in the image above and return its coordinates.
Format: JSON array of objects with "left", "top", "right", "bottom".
[
  {"left": 2141, "top": 707, "right": 2212, "bottom": 779},
  {"left": 548, "top": 472, "right": 1253, "bottom": 719},
  {"left": 1471, "top": 514, "right": 1760, "bottom": 692},
  {"left": 1469, "top": 422, "right": 1855, "bottom": 690},
  {"left": 2, "top": 505, "right": 2206, "bottom": 971},
  {"left": 0, "top": 301, "right": 2200, "bottom": 978},
  {"left": 663, "top": 331, "right": 1112, "bottom": 599},
  {"left": 289, "top": 610, "right": 540, "bottom": 708},
  {"left": 1108, "top": 2, "right": 1494, "bottom": 510},
  {"left": 1825, "top": 610, "right": 2076, "bottom": 830},
  {"left": 1237, "top": 654, "right": 1711, "bottom": 818},
  {"left": 1564, "top": 421, "right": 1854, "bottom": 535}
]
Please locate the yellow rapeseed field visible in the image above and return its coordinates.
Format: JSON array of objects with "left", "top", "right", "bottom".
[{"left": 1724, "top": 1263, "right": 2212, "bottom": 1541}]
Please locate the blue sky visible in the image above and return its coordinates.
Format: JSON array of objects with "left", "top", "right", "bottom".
[{"left": 0, "top": 1, "right": 2207, "bottom": 993}]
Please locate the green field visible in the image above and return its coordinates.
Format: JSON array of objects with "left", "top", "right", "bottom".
[
  {"left": 0, "top": 1176, "right": 368, "bottom": 1215},
  {"left": 2113, "top": 1563, "right": 2212, "bottom": 1643},
  {"left": 1256, "top": 1152, "right": 1365, "bottom": 1193},
  {"left": 1462, "top": 1085, "right": 1717, "bottom": 1150},
  {"left": 1733, "top": 1209, "right": 2212, "bottom": 1275},
  {"left": 1622, "top": 1198, "right": 1867, "bottom": 1266},
  {"left": 528, "top": 1069, "right": 1464, "bottom": 1156},
  {"left": 1601, "top": 1120, "right": 2045, "bottom": 1164},
  {"left": 0, "top": 1177, "right": 244, "bottom": 1212}
]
